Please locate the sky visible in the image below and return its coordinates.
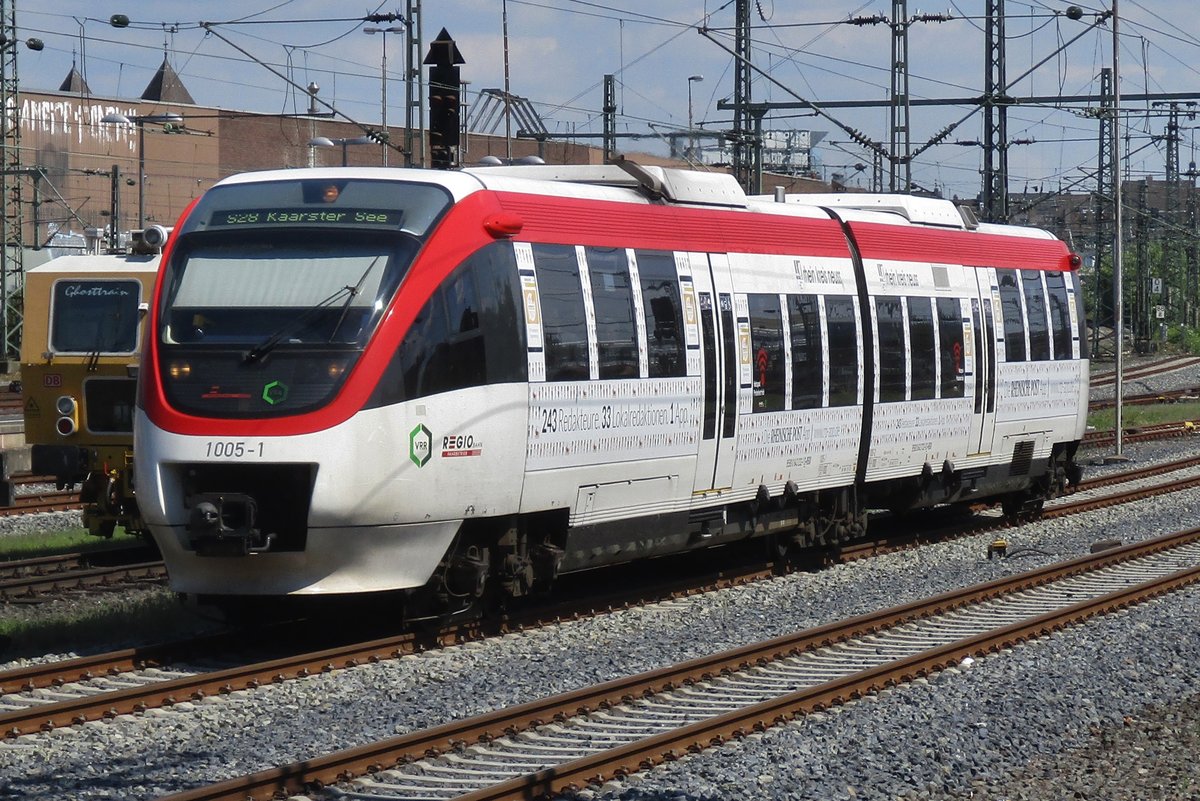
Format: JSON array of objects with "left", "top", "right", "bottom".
[{"left": 13, "top": 1, "right": 1200, "bottom": 201}]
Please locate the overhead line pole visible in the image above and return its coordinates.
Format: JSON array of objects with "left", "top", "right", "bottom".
[
  {"left": 1112, "top": 0, "right": 1125, "bottom": 459},
  {"left": 983, "top": 0, "right": 1008, "bottom": 221},
  {"left": 732, "top": 0, "right": 752, "bottom": 190}
]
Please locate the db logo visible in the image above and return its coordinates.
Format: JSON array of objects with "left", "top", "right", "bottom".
[{"left": 43, "top": 374, "right": 62, "bottom": 388}]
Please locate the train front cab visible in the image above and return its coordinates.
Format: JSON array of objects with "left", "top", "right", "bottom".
[{"left": 20, "top": 255, "right": 157, "bottom": 537}]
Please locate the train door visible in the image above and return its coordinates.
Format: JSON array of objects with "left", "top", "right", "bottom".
[
  {"left": 690, "top": 252, "right": 738, "bottom": 493},
  {"left": 968, "top": 268, "right": 1000, "bottom": 455}
]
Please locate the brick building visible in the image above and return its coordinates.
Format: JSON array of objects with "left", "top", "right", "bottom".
[{"left": 19, "top": 60, "right": 831, "bottom": 249}]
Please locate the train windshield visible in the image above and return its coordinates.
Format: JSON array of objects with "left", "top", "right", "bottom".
[
  {"left": 156, "top": 177, "right": 450, "bottom": 418},
  {"left": 51, "top": 279, "right": 141, "bottom": 353},
  {"left": 160, "top": 234, "right": 412, "bottom": 349}
]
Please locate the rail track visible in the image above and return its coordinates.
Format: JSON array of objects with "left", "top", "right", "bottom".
[
  {"left": 4, "top": 454, "right": 1200, "bottom": 746},
  {"left": 0, "top": 488, "right": 82, "bottom": 516},
  {"left": 1089, "top": 356, "right": 1200, "bottom": 387},
  {"left": 153, "top": 526, "right": 1200, "bottom": 801},
  {"left": 1082, "top": 419, "right": 1200, "bottom": 449},
  {"left": 0, "top": 543, "right": 165, "bottom": 603},
  {"left": 1089, "top": 386, "right": 1200, "bottom": 411}
]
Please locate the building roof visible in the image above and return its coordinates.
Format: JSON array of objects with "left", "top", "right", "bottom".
[
  {"left": 57, "top": 65, "right": 89, "bottom": 95},
  {"left": 141, "top": 56, "right": 194, "bottom": 104}
]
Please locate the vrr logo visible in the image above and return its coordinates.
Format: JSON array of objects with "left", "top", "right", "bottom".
[{"left": 409, "top": 424, "right": 432, "bottom": 467}]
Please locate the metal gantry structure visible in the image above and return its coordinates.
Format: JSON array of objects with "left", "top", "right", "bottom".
[
  {"left": 0, "top": 0, "right": 22, "bottom": 362},
  {"left": 889, "top": 0, "right": 912, "bottom": 192},
  {"left": 1092, "top": 67, "right": 1114, "bottom": 353},
  {"left": 731, "top": 0, "right": 753, "bottom": 191},
  {"left": 982, "top": 0, "right": 1009, "bottom": 222},
  {"left": 403, "top": 0, "right": 424, "bottom": 167}
]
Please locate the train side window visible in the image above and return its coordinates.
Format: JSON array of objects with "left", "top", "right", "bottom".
[
  {"left": 369, "top": 242, "right": 526, "bottom": 405},
  {"left": 533, "top": 243, "right": 589, "bottom": 381},
  {"left": 748, "top": 294, "right": 785, "bottom": 412},
  {"left": 586, "top": 247, "right": 638, "bottom": 379},
  {"left": 788, "top": 294, "right": 822, "bottom": 410},
  {"left": 1044, "top": 271, "right": 1072, "bottom": 360},
  {"left": 635, "top": 250, "right": 686, "bottom": 378},
  {"left": 825, "top": 296, "right": 858, "bottom": 407},
  {"left": 908, "top": 296, "right": 936, "bottom": 401},
  {"left": 1022, "top": 269, "right": 1051, "bottom": 361},
  {"left": 439, "top": 269, "right": 486, "bottom": 390},
  {"left": 875, "top": 296, "right": 906, "bottom": 403},
  {"left": 996, "top": 269, "right": 1027, "bottom": 362},
  {"left": 937, "top": 298, "right": 965, "bottom": 398}
]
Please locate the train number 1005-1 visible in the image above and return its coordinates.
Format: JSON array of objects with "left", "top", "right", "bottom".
[{"left": 204, "top": 440, "right": 264, "bottom": 458}]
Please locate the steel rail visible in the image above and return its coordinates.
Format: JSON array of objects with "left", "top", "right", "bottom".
[
  {"left": 1089, "top": 386, "right": 1200, "bottom": 410},
  {"left": 1089, "top": 356, "right": 1200, "bottom": 387},
  {"left": 1082, "top": 420, "right": 1200, "bottom": 449},
  {"left": 0, "top": 561, "right": 166, "bottom": 601}
]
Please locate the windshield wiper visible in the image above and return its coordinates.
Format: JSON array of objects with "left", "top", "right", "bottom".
[
  {"left": 241, "top": 255, "right": 385, "bottom": 365},
  {"left": 241, "top": 284, "right": 356, "bottom": 365},
  {"left": 327, "top": 256, "right": 382, "bottom": 344}
]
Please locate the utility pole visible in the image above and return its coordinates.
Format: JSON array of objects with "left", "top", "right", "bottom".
[
  {"left": 1188, "top": 178, "right": 1199, "bottom": 327},
  {"left": 732, "top": 0, "right": 752, "bottom": 190},
  {"left": 602, "top": 74, "right": 616, "bottom": 163},
  {"left": 889, "top": 0, "right": 912, "bottom": 192},
  {"left": 0, "top": 0, "right": 23, "bottom": 363},
  {"left": 1190, "top": 165, "right": 1200, "bottom": 328},
  {"left": 1111, "top": 0, "right": 1126, "bottom": 458},
  {"left": 1152, "top": 102, "right": 1198, "bottom": 320},
  {"left": 1164, "top": 105, "right": 1179, "bottom": 323},
  {"left": 1134, "top": 179, "right": 1149, "bottom": 353},
  {"left": 109, "top": 165, "right": 121, "bottom": 252},
  {"left": 1092, "top": 67, "right": 1113, "bottom": 354},
  {"left": 405, "top": 1, "right": 423, "bottom": 167},
  {"left": 982, "top": 0, "right": 1009, "bottom": 221}
]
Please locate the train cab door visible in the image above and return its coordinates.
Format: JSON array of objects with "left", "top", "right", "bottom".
[
  {"left": 968, "top": 268, "right": 1000, "bottom": 455},
  {"left": 690, "top": 252, "right": 739, "bottom": 494}
]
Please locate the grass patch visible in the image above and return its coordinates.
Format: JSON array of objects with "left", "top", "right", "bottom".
[
  {"left": 0, "top": 588, "right": 222, "bottom": 659},
  {"left": 0, "top": 525, "right": 145, "bottom": 562},
  {"left": 1087, "top": 399, "right": 1200, "bottom": 432}
]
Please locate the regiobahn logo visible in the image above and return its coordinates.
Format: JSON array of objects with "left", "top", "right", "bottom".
[{"left": 408, "top": 426, "right": 483, "bottom": 467}]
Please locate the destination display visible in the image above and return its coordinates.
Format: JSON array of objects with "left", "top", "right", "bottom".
[{"left": 208, "top": 208, "right": 403, "bottom": 227}]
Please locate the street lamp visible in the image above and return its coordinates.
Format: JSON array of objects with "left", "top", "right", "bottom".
[
  {"left": 363, "top": 24, "right": 406, "bottom": 166},
  {"left": 687, "top": 74, "right": 704, "bottom": 161},
  {"left": 100, "top": 111, "right": 183, "bottom": 229},
  {"left": 308, "top": 136, "right": 375, "bottom": 166}
]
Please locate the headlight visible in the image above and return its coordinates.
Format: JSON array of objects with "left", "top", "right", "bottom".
[{"left": 55, "top": 395, "right": 78, "bottom": 436}]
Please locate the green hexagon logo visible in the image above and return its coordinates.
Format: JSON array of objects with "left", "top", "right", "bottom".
[
  {"left": 262, "top": 380, "right": 289, "bottom": 405},
  {"left": 409, "top": 423, "right": 432, "bottom": 467}
]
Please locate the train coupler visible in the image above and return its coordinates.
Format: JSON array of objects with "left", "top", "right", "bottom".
[{"left": 187, "top": 493, "right": 275, "bottom": 556}]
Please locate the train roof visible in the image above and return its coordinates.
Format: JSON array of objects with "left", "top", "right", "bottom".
[
  {"left": 209, "top": 164, "right": 1058, "bottom": 240},
  {"left": 25, "top": 253, "right": 160, "bottom": 275}
]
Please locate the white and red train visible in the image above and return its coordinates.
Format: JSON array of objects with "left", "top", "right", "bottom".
[{"left": 134, "top": 163, "right": 1087, "bottom": 610}]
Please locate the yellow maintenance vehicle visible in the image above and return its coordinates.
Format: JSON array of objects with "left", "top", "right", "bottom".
[{"left": 20, "top": 230, "right": 166, "bottom": 537}]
